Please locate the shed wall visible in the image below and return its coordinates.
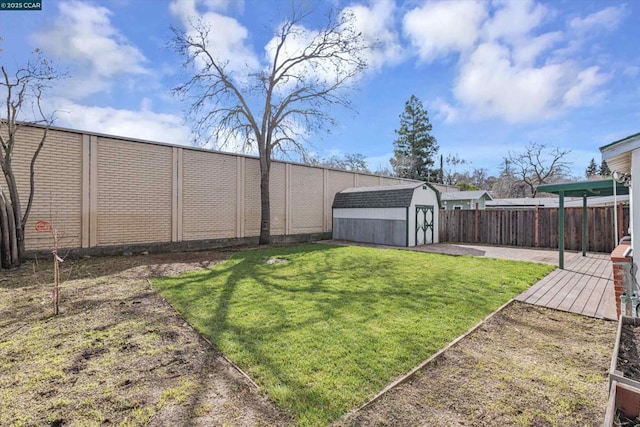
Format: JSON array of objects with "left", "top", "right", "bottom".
[
  {"left": 332, "top": 216, "right": 407, "bottom": 246},
  {"left": 333, "top": 207, "right": 405, "bottom": 220},
  {"left": 332, "top": 207, "right": 408, "bottom": 246}
]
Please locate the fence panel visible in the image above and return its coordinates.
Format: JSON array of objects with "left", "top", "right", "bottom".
[{"left": 438, "top": 206, "right": 629, "bottom": 253}]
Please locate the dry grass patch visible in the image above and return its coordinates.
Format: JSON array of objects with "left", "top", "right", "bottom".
[
  {"left": 0, "top": 249, "right": 291, "bottom": 427},
  {"left": 338, "top": 302, "right": 616, "bottom": 427}
]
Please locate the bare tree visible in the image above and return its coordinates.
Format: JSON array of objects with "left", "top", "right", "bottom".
[
  {"left": 506, "top": 143, "right": 571, "bottom": 197},
  {"left": 310, "top": 152, "right": 370, "bottom": 173},
  {"left": 0, "top": 48, "right": 59, "bottom": 268},
  {"left": 441, "top": 153, "right": 469, "bottom": 185},
  {"left": 172, "top": 3, "right": 367, "bottom": 244}
]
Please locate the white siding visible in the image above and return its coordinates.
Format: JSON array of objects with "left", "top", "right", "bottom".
[
  {"left": 632, "top": 149, "right": 640, "bottom": 283},
  {"left": 333, "top": 207, "right": 406, "bottom": 220}
]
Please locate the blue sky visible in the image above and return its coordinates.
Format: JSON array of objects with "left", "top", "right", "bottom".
[{"left": 1, "top": 0, "right": 638, "bottom": 178}]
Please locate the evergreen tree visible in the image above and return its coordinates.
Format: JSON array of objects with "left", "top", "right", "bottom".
[
  {"left": 599, "top": 159, "right": 611, "bottom": 176},
  {"left": 390, "top": 95, "right": 439, "bottom": 181},
  {"left": 585, "top": 158, "right": 598, "bottom": 177}
]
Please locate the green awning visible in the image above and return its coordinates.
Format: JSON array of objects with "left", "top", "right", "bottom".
[
  {"left": 536, "top": 179, "right": 629, "bottom": 269},
  {"left": 538, "top": 179, "right": 629, "bottom": 198}
]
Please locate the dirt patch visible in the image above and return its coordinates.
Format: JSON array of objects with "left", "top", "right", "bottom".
[
  {"left": 0, "top": 247, "right": 292, "bottom": 426},
  {"left": 618, "top": 324, "right": 640, "bottom": 380},
  {"left": 263, "top": 256, "right": 290, "bottom": 265},
  {"left": 336, "top": 301, "right": 616, "bottom": 427},
  {"left": 0, "top": 246, "right": 619, "bottom": 426}
]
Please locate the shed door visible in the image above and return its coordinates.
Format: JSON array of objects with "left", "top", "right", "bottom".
[{"left": 415, "top": 205, "right": 434, "bottom": 245}]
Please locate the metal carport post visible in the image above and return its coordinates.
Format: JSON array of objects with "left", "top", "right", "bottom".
[{"left": 537, "top": 179, "right": 629, "bottom": 269}]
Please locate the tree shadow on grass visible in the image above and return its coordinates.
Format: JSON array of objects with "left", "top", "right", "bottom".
[{"left": 155, "top": 244, "right": 539, "bottom": 424}]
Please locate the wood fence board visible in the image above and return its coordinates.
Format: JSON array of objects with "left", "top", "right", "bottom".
[{"left": 439, "top": 206, "right": 629, "bottom": 252}]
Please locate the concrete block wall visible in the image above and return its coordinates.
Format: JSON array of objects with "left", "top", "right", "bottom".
[
  {"left": 8, "top": 124, "right": 409, "bottom": 252},
  {"left": 96, "top": 137, "right": 174, "bottom": 245},
  {"left": 12, "top": 126, "right": 83, "bottom": 250}
]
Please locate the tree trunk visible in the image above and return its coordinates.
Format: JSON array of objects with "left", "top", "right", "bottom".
[
  {"left": 259, "top": 155, "right": 271, "bottom": 245},
  {"left": 15, "top": 219, "right": 25, "bottom": 260},
  {"left": 0, "top": 193, "right": 10, "bottom": 269},
  {"left": 4, "top": 162, "right": 25, "bottom": 261},
  {"left": 0, "top": 191, "right": 18, "bottom": 268},
  {"left": 5, "top": 196, "right": 19, "bottom": 267}
]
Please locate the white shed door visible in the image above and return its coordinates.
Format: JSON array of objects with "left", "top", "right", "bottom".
[{"left": 415, "top": 205, "right": 434, "bottom": 245}]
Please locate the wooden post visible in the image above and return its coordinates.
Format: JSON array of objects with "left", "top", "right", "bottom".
[
  {"left": 474, "top": 203, "right": 479, "bottom": 243},
  {"left": 52, "top": 226, "right": 60, "bottom": 316},
  {"left": 582, "top": 195, "right": 587, "bottom": 257},
  {"left": 559, "top": 192, "right": 565, "bottom": 270},
  {"left": 534, "top": 205, "right": 539, "bottom": 248},
  {"left": 618, "top": 202, "right": 624, "bottom": 242}
]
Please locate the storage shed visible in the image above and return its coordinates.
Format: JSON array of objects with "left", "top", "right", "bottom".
[{"left": 332, "top": 183, "right": 440, "bottom": 247}]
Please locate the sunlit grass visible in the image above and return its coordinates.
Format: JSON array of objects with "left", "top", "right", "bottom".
[{"left": 153, "top": 244, "right": 553, "bottom": 426}]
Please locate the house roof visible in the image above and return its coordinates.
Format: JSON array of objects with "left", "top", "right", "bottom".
[
  {"left": 440, "top": 190, "right": 492, "bottom": 201},
  {"left": 487, "top": 197, "right": 562, "bottom": 207},
  {"left": 599, "top": 131, "right": 640, "bottom": 174},
  {"left": 487, "top": 195, "right": 629, "bottom": 208},
  {"left": 333, "top": 182, "right": 436, "bottom": 209}
]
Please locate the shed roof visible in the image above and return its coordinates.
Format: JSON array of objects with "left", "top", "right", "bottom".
[
  {"left": 333, "top": 182, "right": 432, "bottom": 209},
  {"left": 440, "top": 190, "right": 492, "bottom": 201}
]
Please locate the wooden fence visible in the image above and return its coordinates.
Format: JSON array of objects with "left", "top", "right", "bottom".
[{"left": 439, "top": 205, "right": 629, "bottom": 253}]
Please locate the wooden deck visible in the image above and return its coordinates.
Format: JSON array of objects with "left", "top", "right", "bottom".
[{"left": 516, "top": 253, "right": 616, "bottom": 321}]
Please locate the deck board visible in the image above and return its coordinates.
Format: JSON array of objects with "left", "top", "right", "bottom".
[{"left": 516, "top": 253, "right": 616, "bottom": 321}]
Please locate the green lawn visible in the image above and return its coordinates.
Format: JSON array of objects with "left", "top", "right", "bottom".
[{"left": 153, "top": 244, "right": 553, "bottom": 426}]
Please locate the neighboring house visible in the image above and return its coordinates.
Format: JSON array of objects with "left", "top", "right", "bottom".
[
  {"left": 429, "top": 182, "right": 459, "bottom": 194},
  {"left": 486, "top": 197, "right": 560, "bottom": 209},
  {"left": 332, "top": 182, "right": 440, "bottom": 247},
  {"left": 440, "top": 190, "right": 493, "bottom": 210}
]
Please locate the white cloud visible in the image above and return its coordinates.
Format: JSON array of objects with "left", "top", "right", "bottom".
[
  {"left": 169, "top": 0, "right": 241, "bottom": 21},
  {"left": 403, "top": 0, "right": 487, "bottom": 62},
  {"left": 170, "top": 0, "right": 259, "bottom": 75},
  {"left": 346, "top": 0, "right": 403, "bottom": 68},
  {"left": 32, "top": 0, "right": 147, "bottom": 98},
  {"left": 569, "top": 5, "right": 625, "bottom": 33},
  {"left": 169, "top": 0, "right": 198, "bottom": 22},
  {"left": 50, "top": 97, "right": 263, "bottom": 156},
  {"left": 562, "top": 66, "right": 609, "bottom": 107},
  {"left": 410, "top": 0, "right": 614, "bottom": 123},
  {"left": 263, "top": 17, "right": 368, "bottom": 94},
  {"left": 190, "top": 12, "right": 259, "bottom": 73},
  {"left": 482, "top": 0, "right": 548, "bottom": 42},
  {"left": 51, "top": 98, "right": 192, "bottom": 145},
  {"left": 429, "top": 98, "right": 460, "bottom": 124},
  {"left": 454, "top": 42, "right": 566, "bottom": 122},
  {"left": 511, "top": 31, "right": 562, "bottom": 66}
]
